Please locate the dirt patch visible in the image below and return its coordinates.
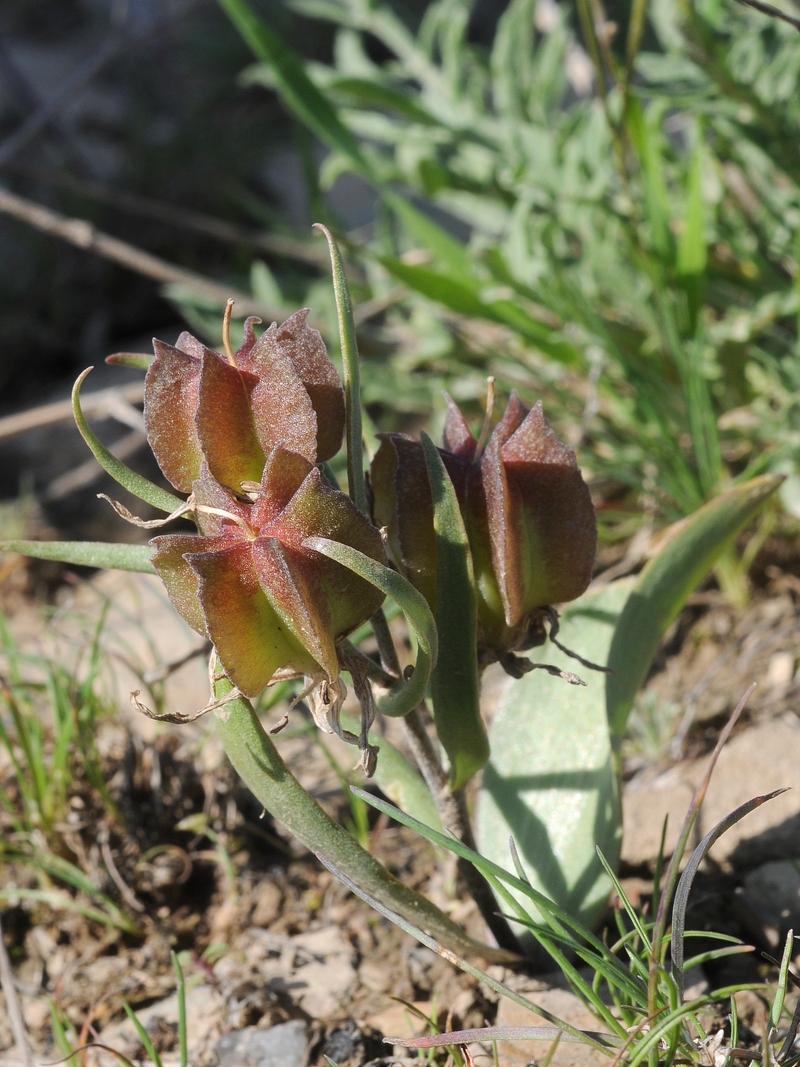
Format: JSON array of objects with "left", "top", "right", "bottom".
[{"left": 1, "top": 556, "right": 798, "bottom": 1065}]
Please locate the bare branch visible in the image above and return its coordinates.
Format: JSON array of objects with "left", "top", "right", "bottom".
[
  {"left": 0, "top": 187, "right": 285, "bottom": 321},
  {"left": 732, "top": 0, "right": 800, "bottom": 32}
]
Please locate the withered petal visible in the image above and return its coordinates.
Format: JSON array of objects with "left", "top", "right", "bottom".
[
  {"left": 195, "top": 351, "right": 266, "bottom": 490},
  {"left": 240, "top": 309, "right": 344, "bottom": 463},
  {"left": 144, "top": 341, "right": 204, "bottom": 493},
  {"left": 442, "top": 393, "right": 477, "bottom": 460}
]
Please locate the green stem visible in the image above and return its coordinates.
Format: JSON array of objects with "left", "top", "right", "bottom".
[
  {"left": 314, "top": 224, "right": 367, "bottom": 516},
  {"left": 212, "top": 677, "right": 516, "bottom": 962}
]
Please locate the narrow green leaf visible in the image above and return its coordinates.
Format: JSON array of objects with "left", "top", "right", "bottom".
[
  {"left": 303, "top": 536, "right": 437, "bottom": 717},
  {"left": 477, "top": 580, "right": 631, "bottom": 931},
  {"left": 73, "top": 368, "right": 184, "bottom": 514},
  {"left": 123, "top": 1002, "right": 163, "bottom": 1067},
  {"left": 0, "top": 540, "right": 156, "bottom": 574},
  {"left": 339, "top": 711, "right": 440, "bottom": 830},
  {"left": 212, "top": 676, "right": 511, "bottom": 961},
  {"left": 677, "top": 142, "right": 707, "bottom": 279},
  {"left": 172, "top": 952, "right": 189, "bottom": 1067},
  {"left": 676, "top": 139, "right": 707, "bottom": 332},
  {"left": 379, "top": 256, "right": 577, "bottom": 361},
  {"left": 329, "top": 76, "right": 445, "bottom": 127},
  {"left": 105, "top": 352, "right": 154, "bottom": 370},
  {"left": 607, "top": 474, "right": 783, "bottom": 742},
  {"left": 421, "top": 432, "right": 487, "bottom": 790},
  {"left": 381, "top": 193, "right": 477, "bottom": 283},
  {"left": 315, "top": 224, "right": 367, "bottom": 514},
  {"left": 626, "top": 95, "right": 672, "bottom": 263}
]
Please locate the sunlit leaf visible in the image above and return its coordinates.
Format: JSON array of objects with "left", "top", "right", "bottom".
[{"left": 0, "top": 539, "right": 156, "bottom": 574}]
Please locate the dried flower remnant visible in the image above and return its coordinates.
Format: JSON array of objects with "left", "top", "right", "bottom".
[{"left": 371, "top": 391, "right": 597, "bottom": 668}]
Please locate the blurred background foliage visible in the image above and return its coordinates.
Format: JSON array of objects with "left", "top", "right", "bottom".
[{"left": 2, "top": 0, "right": 800, "bottom": 598}]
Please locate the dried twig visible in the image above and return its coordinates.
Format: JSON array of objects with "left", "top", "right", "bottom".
[
  {"left": 0, "top": 914, "right": 34, "bottom": 1067},
  {"left": 0, "top": 187, "right": 284, "bottom": 321},
  {"left": 5, "top": 167, "right": 338, "bottom": 270},
  {"left": 732, "top": 0, "right": 800, "bottom": 32},
  {"left": 0, "top": 381, "right": 143, "bottom": 442},
  {"left": 43, "top": 430, "right": 146, "bottom": 501}
]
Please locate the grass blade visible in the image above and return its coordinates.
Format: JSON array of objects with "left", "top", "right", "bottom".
[
  {"left": 316, "top": 852, "right": 622, "bottom": 1055},
  {"left": 73, "top": 368, "right": 183, "bottom": 514},
  {"left": 0, "top": 539, "right": 156, "bottom": 574},
  {"left": 314, "top": 224, "right": 367, "bottom": 515}
]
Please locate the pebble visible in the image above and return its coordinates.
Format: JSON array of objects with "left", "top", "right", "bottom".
[
  {"left": 623, "top": 716, "right": 800, "bottom": 869},
  {"left": 216, "top": 1020, "right": 308, "bottom": 1067}
]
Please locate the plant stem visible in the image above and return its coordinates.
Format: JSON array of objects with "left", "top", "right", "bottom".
[
  {"left": 402, "top": 706, "right": 522, "bottom": 956},
  {"left": 370, "top": 607, "right": 402, "bottom": 678},
  {"left": 213, "top": 678, "right": 517, "bottom": 963}
]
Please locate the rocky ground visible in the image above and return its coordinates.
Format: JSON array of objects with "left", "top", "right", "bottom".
[{"left": 0, "top": 539, "right": 798, "bottom": 1067}]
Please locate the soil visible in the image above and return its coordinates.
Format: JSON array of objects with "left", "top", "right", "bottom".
[{"left": 0, "top": 521, "right": 799, "bottom": 1067}]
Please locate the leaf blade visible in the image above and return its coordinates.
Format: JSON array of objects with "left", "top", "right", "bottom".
[{"left": 0, "top": 539, "right": 156, "bottom": 574}]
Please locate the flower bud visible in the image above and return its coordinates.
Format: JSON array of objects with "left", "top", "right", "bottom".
[
  {"left": 371, "top": 392, "right": 596, "bottom": 658},
  {"left": 143, "top": 309, "right": 346, "bottom": 494}
]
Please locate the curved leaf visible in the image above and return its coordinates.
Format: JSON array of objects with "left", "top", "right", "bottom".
[
  {"left": 421, "top": 432, "right": 488, "bottom": 790},
  {"left": 213, "top": 676, "right": 511, "bottom": 961},
  {"left": 477, "top": 580, "right": 631, "bottom": 930},
  {"left": 302, "top": 536, "right": 437, "bottom": 717},
  {"left": 314, "top": 224, "right": 367, "bottom": 514},
  {"left": 73, "top": 368, "right": 184, "bottom": 514},
  {"left": 607, "top": 473, "right": 782, "bottom": 742},
  {"left": 0, "top": 539, "right": 156, "bottom": 574}
]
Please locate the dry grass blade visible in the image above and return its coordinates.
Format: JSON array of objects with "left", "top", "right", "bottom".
[
  {"left": 648, "top": 684, "right": 756, "bottom": 1012},
  {"left": 315, "top": 852, "right": 621, "bottom": 1054},
  {"left": 671, "top": 788, "right": 788, "bottom": 998},
  {"left": 390, "top": 1025, "right": 619, "bottom": 1048}
]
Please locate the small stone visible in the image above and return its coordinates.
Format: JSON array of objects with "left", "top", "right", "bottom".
[
  {"left": 358, "top": 957, "right": 392, "bottom": 994},
  {"left": 767, "top": 652, "right": 795, "bottom": 693},
  {"left": 252, "top": 881, "right": 283, "bottom": 927},
  {"left": 623, "top": 717, "right": 800, "bottom": 869},
  {"left": 216, "top": 1020, "right": 308, "bottom": 1067}
]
